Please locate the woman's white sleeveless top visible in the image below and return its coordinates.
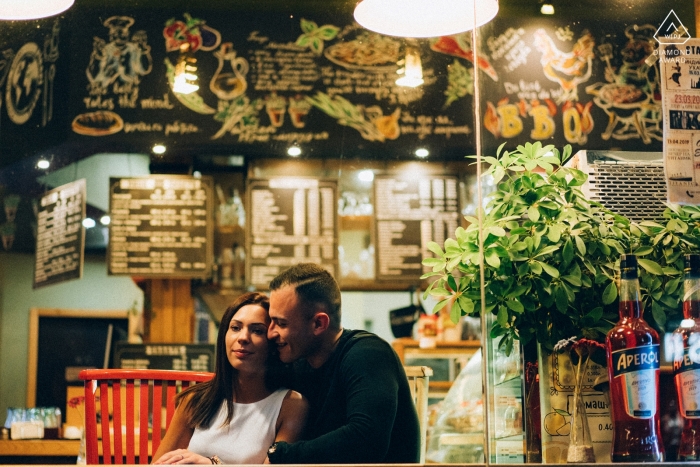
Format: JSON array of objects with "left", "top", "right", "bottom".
[{"left": 187, "top": 388, "right": 289, "bottom": 464}]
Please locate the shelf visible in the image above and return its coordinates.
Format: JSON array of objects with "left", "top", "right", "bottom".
[{"left": 0, "top": 439, "right": 79, "bottom": 456}]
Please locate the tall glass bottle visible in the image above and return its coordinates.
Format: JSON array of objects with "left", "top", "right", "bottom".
[
  {"left": 605, "top": 254, "right": 664, "bottom": 462},
  {"left": 673, "top": 254, "right": 700, "bottom": 460}
]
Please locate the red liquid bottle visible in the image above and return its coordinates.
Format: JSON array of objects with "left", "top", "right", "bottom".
[
  {"left": 606, "top": 254, "right": 664, "bottom": 462},
  {"left": 673, "top": 254, "right": 700, "bottom": 460}
]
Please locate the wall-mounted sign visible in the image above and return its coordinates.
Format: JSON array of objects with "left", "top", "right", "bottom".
[
  {"left": 108, "top": 175, "right": 214, "bottom": 278},
  {"left": 374, "top": 175, "right": 459, "bottom": 282},
  {"left": 114, "top": 342, "right": 215, "bottom": 372},
  {"left": 247, "top": 177, "right": 338, "bottom": 289},
  {"left": 33, "top": 179, "right": 86, "bottom": 288}
]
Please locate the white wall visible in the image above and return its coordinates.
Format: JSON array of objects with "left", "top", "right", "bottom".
[{"left": 0, "top": 253, "right": 143, "bottom": 420}]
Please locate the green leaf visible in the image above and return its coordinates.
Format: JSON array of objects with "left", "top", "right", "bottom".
[
  {"left": 638, "top": 258, "right": 664, "bottom": 275},
  {"left": 651, "top": 300, "right": 667, "bottom": 329},
  {"left": 528, "top": 205, "right": 540, "bottom": 221},
  {"left": 602, "top": 282, "right": 618, "bottom": 305},
  {"left": 633, "top": 245, "right": 654, "bottom": 256},
  {"left": 537, "top": 261, "right": 560, "bottom": 278},
  {"left": 562, "top": 274, "right": 582, "bottom": 286},
  {"left": 530, "top": 261, "right": 543, "bottom": 275},
  {"left": 427, "top": 241, "right": 445, "bottom": 257},
  {"left": 496, "top": 305, "right": 509, "bottom": 327},
  {"left": 447, "top": 274, "right": 458, "bottom": 292},
  {"left": 563, "top": 239, "right": 574, "bottom": 264},
  {"left": 485, "top": 250, "right": 501, "bottom": 268},
  {"left": 585, "top": 307, "right": 604, "bottom": 324},
  {"left": 574, "top": 235, "right": 586, "bottom": 255},
  {"left": 458, "top": 295, "right": 475, "bottom": 314},
  {"left": 554, "top": 285, "right": 568, "bottom": 312},
  {"left": 450, "top": 300, "right": 462, "bottom": 323},
  {"left": 506, "top": 300, "right": 524, "bottom": 313}
]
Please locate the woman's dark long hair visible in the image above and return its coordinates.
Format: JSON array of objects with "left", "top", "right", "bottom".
[{"left": 175, "top": 291, "right": 284, "bottom": 429}]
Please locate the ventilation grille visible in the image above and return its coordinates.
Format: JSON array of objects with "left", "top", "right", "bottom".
[{"left": 586, "top": 161, "right": 667, "bottom": 222}]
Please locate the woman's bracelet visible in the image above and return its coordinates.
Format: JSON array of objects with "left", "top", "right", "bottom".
[{"left": 209, "top": 455, "right": 222, "bottom": 464}]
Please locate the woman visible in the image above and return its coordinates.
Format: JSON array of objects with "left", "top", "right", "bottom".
[{"left": 153, "top": 292, "right": 308, "bottom": 464}]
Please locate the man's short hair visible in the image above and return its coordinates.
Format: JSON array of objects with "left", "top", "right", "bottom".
[{"left": 269, "top": 263, "right": 342, "bottom": 329}]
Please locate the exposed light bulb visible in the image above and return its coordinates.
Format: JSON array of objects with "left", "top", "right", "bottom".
[
  {"left": 172, "top": 43, "right": 199, "bottom": 94},
  {"left": 152, "top": 144, "right": 166, "bottom": 154},
  {"left": 37, "top": 159, "right": 50, "bottom": 169},
  {"left": 415, "top": 148, "right": 429, "bottom": 158},
  {"left": 541, "top": 3, "right": 555, "bottom": 15},
  {"left": 358, "top": 170, "right": 375, "bottom": 182},
  {"left": 82, "top": 218, "right": 96, "bottom": 229},
  {"left": 288, "top": 145, "right": 302, "bottom": 157},
  {"left": 396, "top": 47, "right": 424, "bottom": 88},
  {"left": 100, "top": 215, "right": 111, "bottom": 226}
]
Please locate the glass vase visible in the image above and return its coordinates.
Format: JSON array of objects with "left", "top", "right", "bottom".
[{"left": 566, "top": 355, "right": 595, "bottom": 463}]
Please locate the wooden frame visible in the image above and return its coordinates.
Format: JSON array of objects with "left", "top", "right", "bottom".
[{"left": 26, "top": 308, "right": 130, "bottom": 407}]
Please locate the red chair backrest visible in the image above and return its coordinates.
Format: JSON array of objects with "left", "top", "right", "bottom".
[{"left": 79, "top": 369, "right": 214, "bottom": 465}]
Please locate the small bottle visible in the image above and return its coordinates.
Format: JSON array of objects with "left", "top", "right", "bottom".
[
  {"left": 673, "top": 254, "right": 700, "bottom": 460},
  {"left": 606, "top": 254, "right": 664, "bottom": 462}
]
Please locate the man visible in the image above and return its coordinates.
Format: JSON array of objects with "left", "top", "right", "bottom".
[{"left": 266, "top": 263, "right": 420, "bottom": 464}]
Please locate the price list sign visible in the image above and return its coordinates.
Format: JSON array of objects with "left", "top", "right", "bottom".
[
  {"left": 108, "top": 175, "right": 213, "bottom": 278},
  {"left": 247, "top": 178, "right": 337, "bottom": 289},
  {"left": 374, "top": 175, "right": 459, "bottom": 282},
  {"left": 115, "top": 343, "right": 215, "bottom": 372},
  {"left": 33, "top": 179, "right": 86, "bottom": 288}
]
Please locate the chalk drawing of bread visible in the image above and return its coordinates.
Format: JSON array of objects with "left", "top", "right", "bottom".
[{"left": 72, "top": 110, "right": 124, "bottom": 136}]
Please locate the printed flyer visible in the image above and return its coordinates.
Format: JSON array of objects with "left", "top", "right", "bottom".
[{"left": 660, "top": 36, "right": 700, "bottom": 204}]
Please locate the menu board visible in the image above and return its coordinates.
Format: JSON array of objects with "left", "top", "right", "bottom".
[
  {"left": 374, "top": 175, "right": 459, "bottom": 282},
  {"left": 247, "top": 178, "right": 337, "bottom": 289},
  {"left": 33, "top": 179, "right": 86, "bottom": 288},
  {"left": 114, "top": 342, "right": 215, "bottom": 372},
  {"left": 108, "top": 175, "right": 213, "bottom": 278}
]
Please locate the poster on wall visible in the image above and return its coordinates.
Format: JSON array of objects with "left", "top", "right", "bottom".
[
  {"left": 659, "top": 36, "right": 700, "bottom": 204},
  {"left": 33, "top": 179, "right": 86, "bottom": 289},
  {"left": 108, "top": 175, "right": 214, "bottom": 278}
]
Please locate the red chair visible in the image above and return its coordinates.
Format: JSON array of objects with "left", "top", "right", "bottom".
[{"left": 79, "top": 369, "right": 214, "bottom": 464}]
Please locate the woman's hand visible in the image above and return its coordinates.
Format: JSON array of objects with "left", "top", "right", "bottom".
[{"left": 152, "top": 449, "right": 212, "bottom": 464}]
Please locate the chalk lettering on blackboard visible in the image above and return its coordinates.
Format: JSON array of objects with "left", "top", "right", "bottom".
[
  {"left": 247, "top": 31, "right": 269, "bottom": 45},
  {"left": 140, "top": 93, "right": 175, "bottom": 109},
  {"left": 124, "top": 121, "right": 163, "bottom": 133},
  {"left": 164, "top": 121, "right": 199, "bottom": 136}
]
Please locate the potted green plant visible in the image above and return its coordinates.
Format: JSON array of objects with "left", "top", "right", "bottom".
[
  {"left": 421, "top": 141, "right": 694, "bottom": 462},
  {"left": 421, "top": 142, "right": 627, "bottom": 355}
]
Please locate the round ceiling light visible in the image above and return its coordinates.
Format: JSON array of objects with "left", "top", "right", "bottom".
[
  {"left": 0, "top": 0, "right": 74, "bottom": 20},
  {"left": 354, "top": 0, "right": 499, "bottom": 38}
]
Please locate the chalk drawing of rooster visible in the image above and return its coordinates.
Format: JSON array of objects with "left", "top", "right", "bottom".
[{"left": 533, "top": 29, "right": 595, "bottom": 103}]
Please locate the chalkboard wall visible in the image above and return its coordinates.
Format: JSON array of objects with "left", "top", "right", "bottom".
[{"left": 0, "top": 1, "right": 693, "bottom": 169}]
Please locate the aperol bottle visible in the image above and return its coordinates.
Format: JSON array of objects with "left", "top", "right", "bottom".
[
  {"left": 673, "top": 254, "right": 700, "bottom": 460},
  {"left": 606, "top": 254, "right": 664, "bottom": 462}
]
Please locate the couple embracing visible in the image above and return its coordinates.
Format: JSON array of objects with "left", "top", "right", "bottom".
[{"left": 153, "top": 263, "right": 421, "bottom": 464}]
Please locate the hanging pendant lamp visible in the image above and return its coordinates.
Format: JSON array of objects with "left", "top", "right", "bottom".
[
  {"left": 354, "top": 0, "right": 499, "bottom": 38},
  {"left": 0, "top": 0, "right": 74, "bottom": 20}
]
